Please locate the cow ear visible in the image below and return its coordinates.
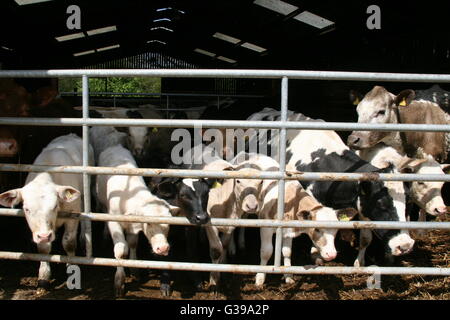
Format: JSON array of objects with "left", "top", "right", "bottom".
[
  {"left": 296, "top": 210, "right": 311, "bottom": 220},
  {"left": 56, "top": 186, "right": 81, "bottom": 203},
  {"left": 399, "top": 157, "right": 427, "bottom": 173},
  {"left": 206, "top": 178, "right": 224, "bottom": 189},
  {"left": 349, "top": 90, "right": 363, "bottom": 106},
  {"left": 336, "top": 208, "right": 358, "bottom": 221},
  {"left": 32, "top": 86, "right": 58, "bottom": 107},
  {"left": 168, "top": 205, "right": 182, "bottom": 216},
  {"left": 394, "top": 89, "right": 415, "bottom": 107},
  {"left": 0, "top": 189, "right": 23, "bottom": 208},
  {"left": 157, "top": 180, "right": 179, "bottom": 198},
  {"left": 440, "top": 164, "right": 450, "bottom": 174}
]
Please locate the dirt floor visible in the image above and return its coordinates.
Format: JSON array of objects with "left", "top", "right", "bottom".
[{"left": 0, "top": 216, "right": 449, "bottom": 301}]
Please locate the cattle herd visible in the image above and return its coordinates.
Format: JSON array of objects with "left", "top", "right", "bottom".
[{"left": 0, "top": 79, "right": 449, "bottom": 298}]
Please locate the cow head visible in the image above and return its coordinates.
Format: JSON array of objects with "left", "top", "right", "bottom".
[
  {"left": 115, "top": 110, "right": 150, "bottom": 158},
  {"left": 156, "top": 177, "right": 212, "bottom": 225},
  {"left": 0, "top": 177, "right": 80, "bottom": 244},
  {"left": 139, "top": 200, "right": 179, "bottom": 256},
  {"left": 347, "top": 86, "right": 401, "bottom": 149},
  {"left": 300, "top": 207, "right": 358, "bottom": 262},
  {"left": 399, "top": 156, "right": 450, "bottom": 216},
  {"left": 358, "top": 169, "right": 415, "bottom": 256},
  {"left": 233, "top": 168, "right": 264, "bottom": 214}
]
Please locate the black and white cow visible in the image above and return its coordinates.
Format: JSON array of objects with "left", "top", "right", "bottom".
[{"left": 247, "top": 108, "right": 415, "bottom": 264}]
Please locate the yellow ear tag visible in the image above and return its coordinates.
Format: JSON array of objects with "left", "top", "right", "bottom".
[
  {"left": 338, "top": 214, "right": 350, "bottom": 222},
  {"left": 212, "top": 181, "right": 222, "bottom": 189},
  {"left": 399, "top": 98, "right": 407, "bottom": 107},
  {"left": 65, "top": 191, "right": 73, "bottom": 200},
  {"left": 152, "top": 127, "right": 158, "bottom": 133},
  {"left": 353, "top": 98, "right": 360, "bottom": 105}
]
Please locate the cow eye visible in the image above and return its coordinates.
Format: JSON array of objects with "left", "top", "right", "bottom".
[
  {"left": 236, "top": 180, "right": 241, "bottom": 184},
  {"left": 376, "top": 110, "right": 386, "bottom": 117},
  {"left": 417, "top": 181, "right": 425, "bottom": 186}
]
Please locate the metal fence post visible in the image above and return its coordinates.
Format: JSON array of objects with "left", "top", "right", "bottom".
[
  {"left": 82, "top": 75, "right": 92, "bottom": 257},
  {"left": 274, "top": 76, "right": 289, "bottom": 267}
]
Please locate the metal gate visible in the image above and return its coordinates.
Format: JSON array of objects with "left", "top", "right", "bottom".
[{"left": 0, "top": 69, "right": 450, "bottom": 279}]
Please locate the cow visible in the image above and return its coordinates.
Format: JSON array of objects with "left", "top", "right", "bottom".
[
  {"left": 96, "top": 144, "right": 180, "bottom": 297},
  {"left": 202, "top": 158, "right": 264, "bottom": 288},
  {"left": 247, "top": 109, "right": 416, "bottom": 265},
  {"left": 0, "top": 134, "right": 92, "bottom": 293},
  {"left": 415, "top": 84, "right": 450, "bottom": 113},
  {"left": 347, "top": 86, "right": 450, "bottom": 163}
]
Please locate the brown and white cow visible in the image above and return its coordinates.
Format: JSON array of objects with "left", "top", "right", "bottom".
[{"left": 347, "top": 86, "right": 450, "bottom": 163}]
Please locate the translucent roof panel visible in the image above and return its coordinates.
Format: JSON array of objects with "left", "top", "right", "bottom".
[
  {"left": 73, "top": 50, "right": 95, "bottom": 57},
  {"left": 213, "top": 32, "right": 241, "bottom": 44},
  {"left": 86, "top": 25, "right": 117, "bottom": 36},
  {"left": 55, "top": 32, "right": 85, "bottom": 42},
  {"left": 194, "top": 48, "right": 216, "bottom": 57},
  {"left": 253, "top": 0, "right": 298, "bottom": 15},
  {"left": 150, "top": 26, "right": 174, "bottom": 32},
  {"left": 241, "top": 42, "right": 267, "bottom": 53},
  {"left": 294, "top": 11, "right": 334, "bottom": 29},
  {"left": 217, "top": 56, "right": 237, "bottom": 64},
  {"left": 15, "top": 0, "right": 53, "bottom": 5},
  {"left": 147, "top": 40, "right": 167, "bottom": 45},
  {"left": 97, "top": 44, "right": 120, "bottom": 52}
]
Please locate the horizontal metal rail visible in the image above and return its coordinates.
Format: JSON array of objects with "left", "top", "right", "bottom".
[
  {"left": 0, "top": 163, "right": 449, "bottom": 182},
  {"left": 2, "top": 69, "right": 450, "bottom": 83},
  {"left": 62, "top": 91, "right": 264, "bottom": 98},
  {"left": 1, "top": 117, "right": 450, "bottom": 132},
  {"left": 0, "top": 251, "right": 448, "bottom": 276},
  {"left": 1, "top": 209, "right": 449, "bottom": 230}
]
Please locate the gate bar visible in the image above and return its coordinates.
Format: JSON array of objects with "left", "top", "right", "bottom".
[
  {"left": 0, "top": 251, "right": 449, "bottom": 276},
  {"left": 82, "top": 75, "right": 92, "bottom": 258}
]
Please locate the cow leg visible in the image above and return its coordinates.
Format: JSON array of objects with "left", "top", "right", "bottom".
[
  {"left": 126, "top": 232, "right": 139, "bottom": 280},
  {"left": 282, "top": 236, "right": 295, "bottom": 284},
  {"left": 228, "top": 233, "right": 237, "bottom": 257},
  {"left": 36, "top": 242, "right": 52, "bottom": 294},
  {"left": 108, "top": 221, "right": 128, "bottom": 298},
  {"left": 238, "top": 227, "right": 246, "bottom": 251},
  {"left": 185, "top": 226, "right": 202, "bottom": 290},
  {"left": 416, "top": 209, "right": 427, "bottom": 238},
  {"left": 255, "top": 227, "right": 274, "bottom": 288},
  {"left": 204, "top": 225, "right": 223, "bottom": 288},
  {"left": 354, "top": 229, "right": 372, "bottom": 267}
]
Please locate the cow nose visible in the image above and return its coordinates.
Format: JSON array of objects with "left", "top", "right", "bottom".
[
  {"left": 347, "top": 135, "right": 360, "bottom": 147},
  {"left": 135, "top": 148, "right": 143, "bottom": 156},
  {"left": 195, "top": 214, "right": 210, "bottom": 225},
  {"left": 434, "top": 207, "right": 447, "bottom": 215},
  {"left": 37, "top": 232, "right": 53, "bottom": 243},
  {"left": 322, "top": 251, "right": 337, "bottom": 261},
  {"left": 245, "top": 203, "right": 259, "bottom": 213},
  {"left": 154, "top": 244, "right": 170, "bottom": 256},
  {"left": 396, "top": 243, "right": 413, "bottom": 255}
]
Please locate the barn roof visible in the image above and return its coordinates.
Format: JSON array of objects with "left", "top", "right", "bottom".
[{"left": 1, "top": 0, "right": 450, "bottom": 73}]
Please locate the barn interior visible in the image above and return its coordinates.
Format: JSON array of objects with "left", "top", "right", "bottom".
[{"left": 0, "top": 0, "right": 449, "bottom": 299}]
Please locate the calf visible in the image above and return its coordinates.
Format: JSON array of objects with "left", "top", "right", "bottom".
[
  {"left": 96, "top": 145, "right": 179, "bottom": 297},
  {"left": 203, "top": 159, "right": 264, "bottom": 287},
  {"left": 0, "top": 134, "right": 92, "bottom": 293},
  {"left": 347, "top": 86, "right": 450, "bottom": 163}
]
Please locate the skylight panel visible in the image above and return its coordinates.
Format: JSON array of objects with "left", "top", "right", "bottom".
[
  {"left": 213, "top": 32, "right": 241, "bottom": 44},
  {"left": 86, "top": 25, "right": 117, "bottom": 36},
  {"left": 153, "top": 18, "right": 172, "bottom": 23},
  {"left": 15, "top": 0, "right": 53, "bottom": 5},
  {"left": 97, "top": 44, "right": 120, "bottom": 52},
  {"left": 253, "top": 0, "right": 298, "bottom": 15},
  {"left": 241, "top": 42, "right": 266, "bottom": 53},
  {"left": 194, "top": 48, "right": 216, "bottom": 57},
  {"left": 55, "top": 32, "right": 85, "bottom": 42},
  {"left": 150, "top": 26, "right": 174, "bottom": 32},
  {"left": 73, "top": 50, "right": 95, "bottom": 57},
  {"left": 294, "top": 11, "right": 334, "bottom": 29},
  {"left": 147, "top": 40, "right": 167, "bottom": 45},
  {"left": 217, "top": 56, "right": 237, "bottom": 64}
]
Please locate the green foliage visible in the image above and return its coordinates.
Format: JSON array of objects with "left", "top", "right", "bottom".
[{"left": 58, "top": 77, "right": 161, "bottom": 94}]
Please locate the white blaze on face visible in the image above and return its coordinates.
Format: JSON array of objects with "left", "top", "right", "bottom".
[
  {"left": 312, "top": 207, "right": 338, "bottom": 261},
  {"left": 128, "top": 126, "right": 149, "bottom": 156},
  {"left": 182, "top": 178, "right": 198, "bottom": 191}
]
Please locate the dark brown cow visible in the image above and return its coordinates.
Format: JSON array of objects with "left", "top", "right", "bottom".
[{"left": 347, "top": 86, "right": 450, "bottom": 163}]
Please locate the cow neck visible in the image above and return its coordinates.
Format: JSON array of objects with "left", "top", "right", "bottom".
[{"left": 393, "top": 105, "right": 409, "bottom": 156}]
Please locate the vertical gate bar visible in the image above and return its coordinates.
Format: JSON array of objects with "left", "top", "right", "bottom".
[
  {"left": 274, "top": 76, "right": 289, "bottom": 267},
  {"left": 82, "top": 75, "right": 92, "bottom": 257}
]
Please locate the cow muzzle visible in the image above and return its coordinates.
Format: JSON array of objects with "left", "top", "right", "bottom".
[
  {"left": 34, "top": 231, "right": 54, "bottom": 244},
  {"left": 0, "top": 139, "right": 18, "bottom": 157}
]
